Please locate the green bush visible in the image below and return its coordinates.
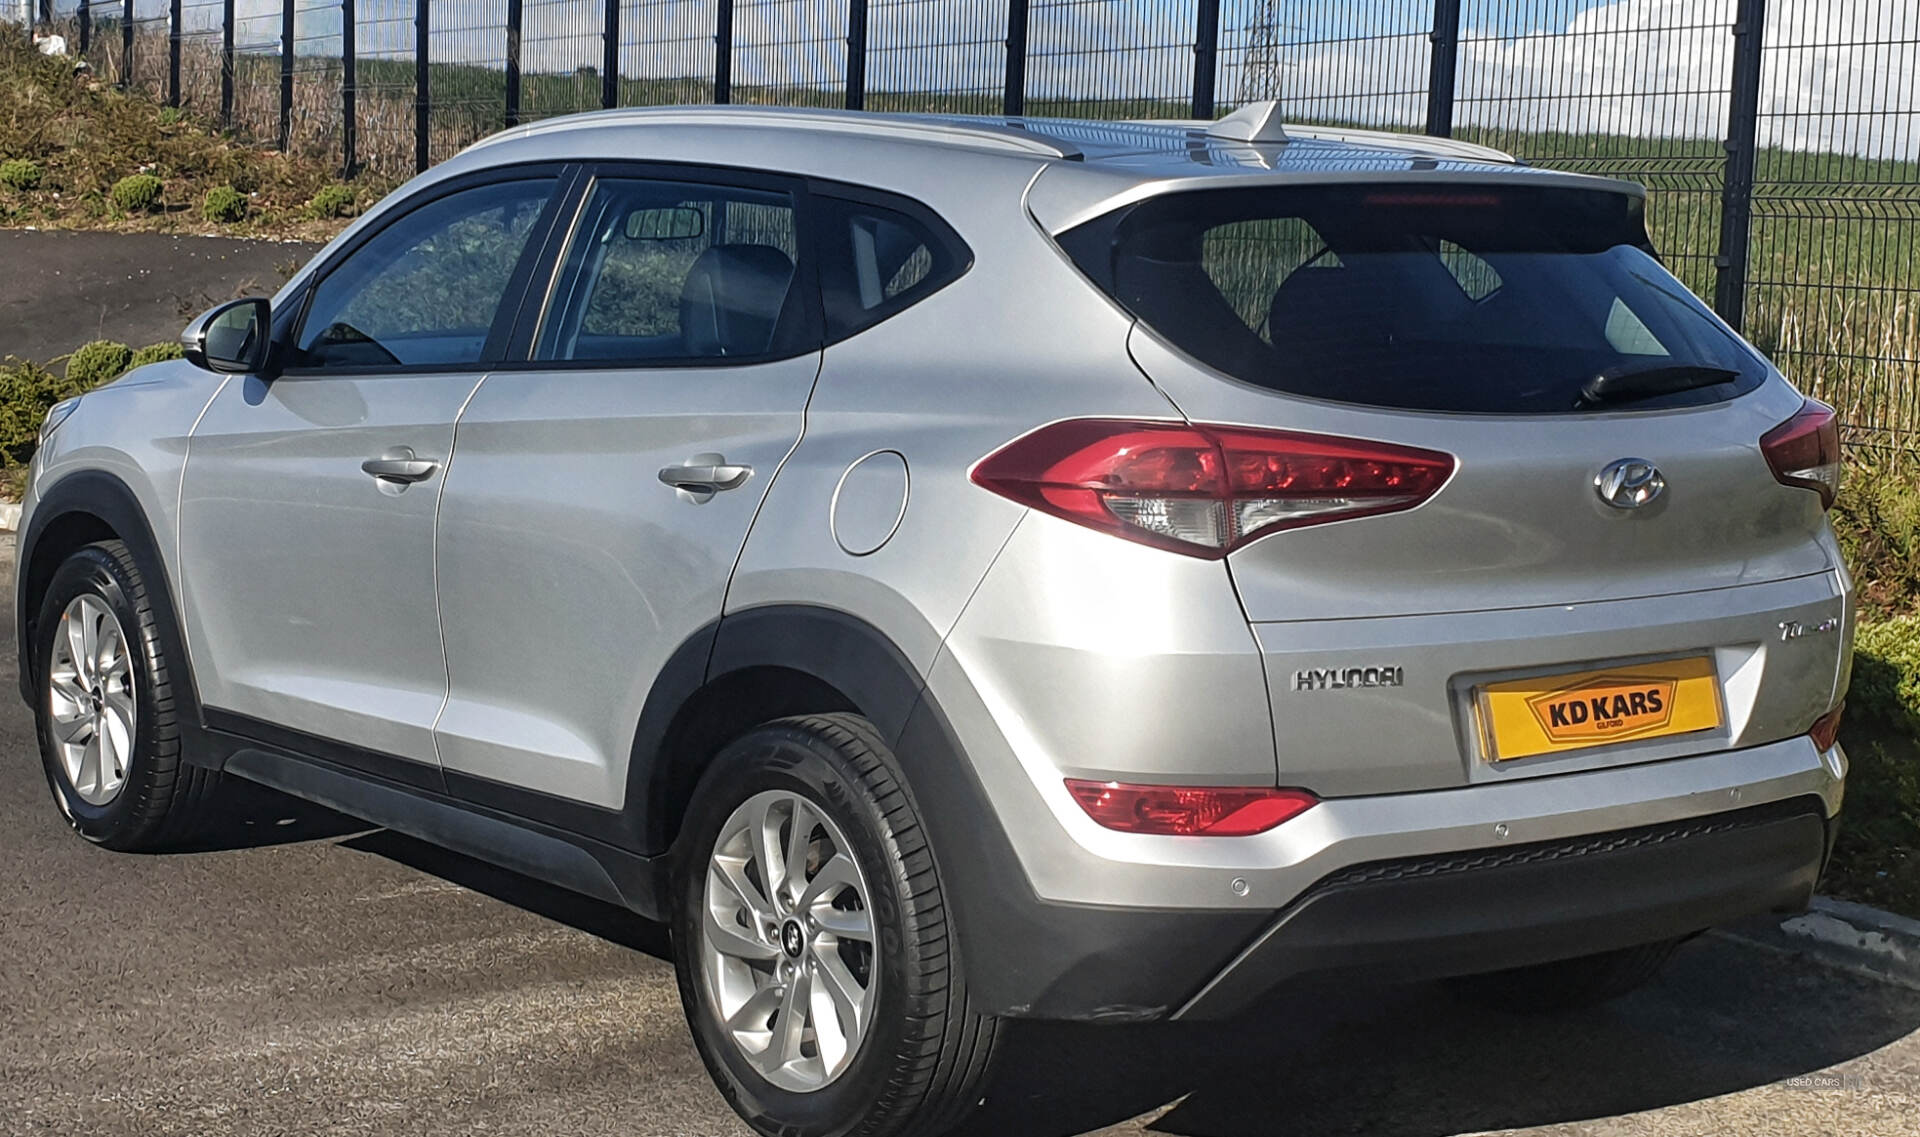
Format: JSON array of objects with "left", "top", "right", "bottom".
[
  {"left": 0, "top": 357, "right": 72, "bottom": 465},
  {"left": 63, "top": 340, "right": 133, "bottom": 389},
  {"left": 201, "top": 184, "right": 247, "bottom": 224},
  {"left": 0, "top": 158, "right": 41, "bottom": 190},
  {"left": 156, "top": 106, "right": 185, "bottom": 127},
  {"left": 1833, "top": 457, "right": 1920, "bottom": 621},
  {"left": 1828, "top": 616, "right": 1920, "bottom": 917},
  {"left": 128, "top": 342, "right": 184, "bottom": 369},
  {"left": 110, "top": 173, "right": 164, "bottom": 213},
  {"left": 306, "top": 184, "right": 354, "bottom": 219}
]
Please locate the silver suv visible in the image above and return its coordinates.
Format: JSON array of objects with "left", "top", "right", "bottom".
[{"left": 17, "top": 103, "right": 1851, "bottom": 1137}]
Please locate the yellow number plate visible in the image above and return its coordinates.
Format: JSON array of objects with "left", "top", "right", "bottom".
[{"left": 1477, "top": 656, "right": 1723, "bottom": 762}]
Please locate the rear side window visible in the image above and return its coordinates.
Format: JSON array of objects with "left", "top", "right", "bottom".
[
  {"left": 818, "top": 194, "right": 969, "bottom": 342},
  {"left": 1060, "top": 185, "right": 1765, "bottom": 414}
]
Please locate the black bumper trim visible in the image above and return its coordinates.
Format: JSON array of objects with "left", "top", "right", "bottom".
[{"left": 1175, "top": 796, "right": 1830, "bottom": 1020}]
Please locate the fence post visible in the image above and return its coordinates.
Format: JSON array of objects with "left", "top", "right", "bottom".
[
  {"left": 168, "top": 0, "right": 181, "bottom": 106},
  {"left": 845, "top": 0, "right": 867, "bottom": 110},
  {"left": 1715, "top": 0, "right": 1765, "bottom": 331},
  {"left": 341, "top": 0, "right": 356, "bottom": 175},
  {"left": 602, "top": 0, "right": 618, "bottom": 109},
  {"left": 279, "top": 0, "right": 294, "bottom": 149},
  {"left": 1193, "top": 0, "right": 1220, "bottom": 119},
  {"left": 713, "top": 0, "right": 732, "bottom": 103},
  {"left": 40, "top": 0, "right": 51, "bottom": 26},
  {"left": 219, "top": 0, "right": 233, "bottom": 128},
  {"left": 78, "top": 0, "right": 88, "bottom": 54},
  {"left": 504, "top": 0, "right": 520, "bottom": 127},
  {"left": 1426, "top": 0, "right": 1462, "bottom": 137},
  {"left": 120, "top": 0, "right": 132, "bottom": 89},
  {"left": 1002, "top": 0, "right": 1027, "bottom": 115},
  {"left": 414, "top": 0, "right": 428, "bottom": 172}
]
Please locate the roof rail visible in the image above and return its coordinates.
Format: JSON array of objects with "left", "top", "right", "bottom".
[{"left": 481, "top": 105, "right": 1081, "bottom": 161}]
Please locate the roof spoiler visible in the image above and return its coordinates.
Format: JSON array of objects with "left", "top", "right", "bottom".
[{"left": 1205, "top": 100, "right": 1290, "bottom": 145}]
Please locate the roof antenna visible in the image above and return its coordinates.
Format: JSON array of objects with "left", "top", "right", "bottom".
[{"left": 1205, "top": 100, "right": 1290, "bottom": 145}]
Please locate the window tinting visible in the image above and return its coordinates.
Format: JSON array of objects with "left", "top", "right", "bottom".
[
  {"left": 1063, "top": 185, "right": 1765, "bottom": 414},
  {"left": 292, "top": 179, "right": 555, "bottom": 369},
  {"left": 534, "top": 179, "right": 801, "bottom": 363},
  {"left": 821, "top": 196, "right": 966, "bottom": 341}
]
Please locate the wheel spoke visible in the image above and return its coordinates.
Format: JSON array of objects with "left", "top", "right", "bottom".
[
  {"left": 811, "top": 905, "right": 872, "bottom": 943},
  {"left": 64, "top": 610, "right": 90, "bottom": 685},
  {"left": 79, "top": 604, "right": 102, "bottom": 679},
  {"left": 711, "top": 852, "right": 776, "bottom": 926},
  {"left": 704, "top": 903, "right": 779, "bottom": 963},
  {"left": 798, "top": 854, "right": 860, "bottom": 912},
  {"left": 50, "top": 708, "right": 93, "bottom": 743},
  {"left": 813, "top": 952, "right": 867, "bottom": 1049},
  {"left": 785, "top": 798, "right": 815, "bottom": 894},
  {"left": 76, "top": 734, "right": 103, "bottom": 797},
  {"left": 749, "top": 797, "right": 786, "bottom": 908},
  {"left": 101, "top": 703, "right": 133, "bottom": 779},
  {"left": 724, "top": 983, "right": 783, "bottom": 1037},
  {"left": 774, "top": 970, "right": 811, "bottom": 1072}
]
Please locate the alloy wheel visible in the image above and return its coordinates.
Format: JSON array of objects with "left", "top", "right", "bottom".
[
  {"left": 699, "top": 789, "right": 877, "bottom": 1093},
  {"left": 47, "top": 594, "right": 137, "bottom": 806}
]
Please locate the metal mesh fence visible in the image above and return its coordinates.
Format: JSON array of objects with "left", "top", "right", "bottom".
[
  {"left": 1748, "top": 0, "right": 1920, "bottom": 448},
  {"left": 1025, "top": 0, "right": 1191, "bottom": 118},
  {"left": 731, "top": 0, "right": 842, "bottom": 106},
  {"left": 14, "top": 0, "right": 1916, "bottom": 442}
]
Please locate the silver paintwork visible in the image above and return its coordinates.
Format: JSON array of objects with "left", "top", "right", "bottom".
[
  {"left": 47, "top": 594, "right": 136, "bottom": 806},
  {"left": 701, "top": 790, "right": 876, "bottom": 1092},
  {"left": 20, "top": 106, "right": 1850, "bottom": 931}
]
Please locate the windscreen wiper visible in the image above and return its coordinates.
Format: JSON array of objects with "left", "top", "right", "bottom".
[{"left": 1576, "top": 364, "right": 1741, "bottom": 409}]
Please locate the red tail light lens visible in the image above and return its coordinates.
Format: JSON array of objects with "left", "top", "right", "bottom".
[
  {"left": 1761, "top": 398, "right": 1841, "bottom": 509},
  {"left": 972, "top": 419, "right": 1455, "bottom": 558},
  {"left": 1810, "top": 703, "right": 1845, "bottom": 752},
  {"left": 1065, "top": 780, "right": 1319, "bottom": 836}
]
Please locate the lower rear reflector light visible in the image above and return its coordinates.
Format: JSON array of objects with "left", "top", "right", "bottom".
[
  {"left": 1810, "top": 703, "right": 1844, "bottom": 752},
  {"left": 1065, "top": 780, "right": 1318, "bottom": 836}
]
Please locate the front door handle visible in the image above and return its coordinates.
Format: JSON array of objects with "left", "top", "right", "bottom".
[
  {"left": 362, "top": 447, "right": 439, "bottom": 485},
  {"left": 658, "top": 453, "right": 752, "bottom": 503}
]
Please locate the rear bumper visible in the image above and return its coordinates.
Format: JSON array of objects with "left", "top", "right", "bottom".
[{"left": 1177, "top": 794, "right": 1830, "bottom": 1018}]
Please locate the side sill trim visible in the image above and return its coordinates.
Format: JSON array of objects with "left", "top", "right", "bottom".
[{"left": 222, "top": 746, "right": 667, "bottom": 921}]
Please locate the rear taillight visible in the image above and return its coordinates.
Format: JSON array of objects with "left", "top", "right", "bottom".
[
  {"left": 1761, "top": 398, "right": 1841, "bottom": 509},
  {"left": 971, "top": 419, "right": 1455, "bottom": 558},
  {"left": 1065, "top": 780, "right": 1318, "bottom": 836},
  {"left": 1810, "top": 703, "right": 1844, "bottom": 752}
]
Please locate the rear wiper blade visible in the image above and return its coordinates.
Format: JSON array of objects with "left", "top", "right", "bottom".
[{"left": 1576, "top": 364, "right": 1741, "bottom": 408}]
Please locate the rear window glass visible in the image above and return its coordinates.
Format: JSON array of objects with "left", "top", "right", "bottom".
[{"left": 1059, "top": 185, "right": 1765, "bottom": 414}]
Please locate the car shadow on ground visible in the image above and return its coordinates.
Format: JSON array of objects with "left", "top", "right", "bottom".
[
  {"left": 955, "top": 944, "right": 1920, "bottom": 1137},
  {"left": 314, "top": 819, "right": 1920, "bottom": 1137},
  {"left": 172, "top": 777, "right": 375, "bottom": 852}
]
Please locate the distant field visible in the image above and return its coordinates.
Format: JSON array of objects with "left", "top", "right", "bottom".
[{"left": 92, "top": 26, "right": 1917, "bottom": 445}]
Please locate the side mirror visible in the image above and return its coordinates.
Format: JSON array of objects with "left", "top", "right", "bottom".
[{"left": 182, "top": 298, "right": 273, "bottom": 374}]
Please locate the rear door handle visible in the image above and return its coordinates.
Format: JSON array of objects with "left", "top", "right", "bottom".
[
  {"left": 362, "top": 447, "right": 439, "bottom": 485},
  {"left": 658, "top": 454, "right": 752, "bottom": 502}
]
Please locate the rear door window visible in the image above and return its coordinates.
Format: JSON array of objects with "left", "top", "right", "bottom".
[
  {"left": 1060, "top": 184, "right": 1765, "bottom": 414},
  {"left": 533, "top": 176, "right": 808, "bottom": 364}
]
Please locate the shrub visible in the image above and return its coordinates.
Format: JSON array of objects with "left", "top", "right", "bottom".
[
  {"left": 63, "top": 340, "right": 133, "bottom": 389},
  {"left": 306, "top": 183, "right": 354, "bottom": 219},
  {"left": 110, "top": 173, "right": 164, "bottom": 213},
  {"left": 201, "top": 184, "right": 247, "bottom": 224},
  {"left": 0, "top": 357, "right": 71, "bottom": 465},
  {"left": 128, "top": 342, "right": 184, "bottom": 369},
  {"left": 1833, "top": 457, "right": 1920, "bottom": 621},
  {"left": 0, "top": 158, "right": 41, "bottom": 190},
  {"left": 156, "top": 106, "right": 185, "bottom": 127}
]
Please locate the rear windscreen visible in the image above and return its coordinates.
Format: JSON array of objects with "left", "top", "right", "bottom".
[{"left": 1057, "top": 184, "right": 1766, "bottom": 414}]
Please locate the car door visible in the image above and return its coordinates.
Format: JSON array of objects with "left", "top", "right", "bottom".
[
  {"left": 176, "top": 171, "right": 568, "bottom": 778},
  {"left": 430, "top": 166, "right": 820, "bottom": 823}
]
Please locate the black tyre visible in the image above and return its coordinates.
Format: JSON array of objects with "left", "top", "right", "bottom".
[
  {"left": 33, "top": 540, "right": 219, "bottom": 850},
  {"left": 672, "top": 713, "right": 999, "bottom": 1137},
  {"left": 1447, "top": 937, "right": 1683, "bottom": 1013}
]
